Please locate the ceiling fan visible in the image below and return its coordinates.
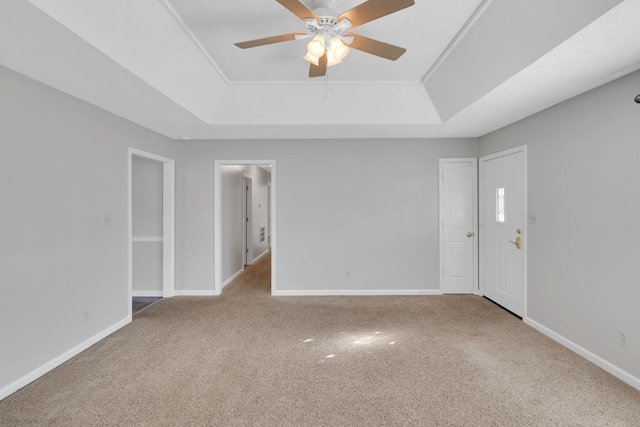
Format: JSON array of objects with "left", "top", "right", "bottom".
[{"left": 235, "top": 0, "right": 415, "bottom": 77}]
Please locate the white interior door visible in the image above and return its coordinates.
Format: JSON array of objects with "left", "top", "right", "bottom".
[
  {"left": 479, "top": 147, "right": 526, "bottom": 316},
  {"left": 440, "top": 159, "right": 477, "bottom": 294}
]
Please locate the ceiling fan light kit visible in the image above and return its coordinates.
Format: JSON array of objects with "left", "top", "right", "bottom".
[
  {"left": 235, "top": 0, "right": 415, "bottom": 78},
  {"left": 307, "top": 34, "right": 325, "bottom": 57}
]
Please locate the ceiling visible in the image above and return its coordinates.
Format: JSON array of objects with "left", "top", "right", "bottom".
[{"left": 1, "top": 0, "right": 639, "bottom": 140}]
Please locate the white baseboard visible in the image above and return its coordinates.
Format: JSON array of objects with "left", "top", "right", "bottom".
[
  {"left": 173, "top": 290, "right": 218, "bottom": 296},
  {"left": 253, "top": 249, "right": 269, "bottom": 263},
  {"left": 221, "top": 268, "right": 244, "bottom": 289},
  {"left": 132, "top": 290, "right": 163, "bottom": 297},
  {"left": 525, "top": 317, "right": 640, "bottom": 392},
  {"left": 0, "top": 316, "right": 131, "bottom": 401},
  {"left": 271, "top": 289, "right": 444, "bottom": 296}
]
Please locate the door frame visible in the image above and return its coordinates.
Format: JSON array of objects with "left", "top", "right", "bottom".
[
  {"left": 127, "top": 148, "right": 176, "bottom": 319},
  {"left": 479, "top": 145, "right": 528, "bottom": 318},
  {"left": 242, "top": 176, "right": 254, "bottom": 266},
  {"left": 439, "top": 158, "right": 479, "bottom": 294},
  {"left": 214, "top": 160, "right": 276, "bottom": 296}
]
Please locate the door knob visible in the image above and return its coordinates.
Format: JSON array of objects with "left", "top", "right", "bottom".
[
  {"left": 509, "top": 236, "right": 522, "bottom": 249},
  {"left": 467, "top": 232, "right": 474, "bottom": 237}
]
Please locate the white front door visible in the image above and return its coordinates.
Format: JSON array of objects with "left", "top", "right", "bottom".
[
  {"left": 440, "top": 159, "right": 477, "bottom": 294},
  {"left": 479, "top": 147, "right": 526, "bottom": 316}
]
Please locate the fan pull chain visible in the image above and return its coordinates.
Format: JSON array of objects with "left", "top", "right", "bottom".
[{"left": 324, "top": 71, "right": 329, "bottom": 100}]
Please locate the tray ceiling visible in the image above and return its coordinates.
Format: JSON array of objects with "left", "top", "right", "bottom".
[{"left": 1, "top": 0, "right": 639, "bottom": 140}]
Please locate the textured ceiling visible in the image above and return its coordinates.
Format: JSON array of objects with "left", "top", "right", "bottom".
[{"left": 1, "top": 0, "right": 639, "bottom": 140}]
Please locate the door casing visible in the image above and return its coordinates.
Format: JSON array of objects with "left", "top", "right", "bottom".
[
  {"left": 214, "top": 160, "right": 276, "bottom": 296},
  {"left": 127, "top": 148, "right": 176, "bottom": 319},
  {"left": 243, "top": 176, "right": 253, "bottom": 266}
]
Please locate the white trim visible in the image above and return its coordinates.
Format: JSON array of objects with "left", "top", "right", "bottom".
[
  {"left": 214, "top": 160, "right": 276, "bottom": 296},
  {"left": 129, "top": 148, "right": 174, "bottom": 164},
  {"left": 421, "top": 0, "right": 494, "bottom": 83},
  {"left": 479, "top": 144, "right": 528, "bottom": 318},
  {"left": 162, "top": 159, "right": 176, "bottom": 298},
  {"left": 127, "top": 152, "right": 133, "bottom": 318},
  {"left": 480, "top": 145, "right": 528, "bottom": 161},
  {"left": 439, "top": 158, "right": 478, "bottom": 294},
  {"left": 132, "top": 236, "right": 164, "bottom": 242},
  {"left": 272, "top": 289, "right": 444, "bottom": 296},
  {"left": 243, "top": 175, "right": 254, "bottom": 266},
  {"left": 132, "top": 290, "right": 164, "bottom": 297},
  {"left": 253, "top": 248, "right": 269, "bottom": 263},
  {"left": 214, "top": 161, "right": 222, "bottom": 296},
  {"left": 230, "top": 80, "right": 425, "bottom": 87},
  {"left": 128, "top": 148, "right": 176, "bottom": 313},
  {"left": 158, "top": 0, "right": 230, "bottom": 85},
  {"left": 242, "top": 175, "right": 247, "bottom": 266},
  {"left": 174, "top": 290, "right": 217, "bottom": 296},
  {"left": 525, "top": 317, "right": 640, "bottom": 392},
  {"left": 221, "top": 267, "right": 244, "bottom": 289},
  {"left": 0, "top": 317, "right": 130, "bottom": 401}
]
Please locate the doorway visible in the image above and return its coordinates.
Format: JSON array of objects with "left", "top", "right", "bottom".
[
  {"left": 127, "top": 148, "right": 175, "bottom": 319},
  {"left": 214, "top": 160, "right": 276, "bottom": 295},
  {"left": 479, "top": 146, "right": 527, "bottom": 317}
]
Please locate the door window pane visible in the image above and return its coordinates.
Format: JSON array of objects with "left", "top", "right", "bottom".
[{"left": 496, "top": 188, "right": 505, "bottom": 223}]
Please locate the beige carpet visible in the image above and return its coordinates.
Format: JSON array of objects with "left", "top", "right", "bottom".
[{"left": 1, "top": 253, "right": 639, "bottom": 426}]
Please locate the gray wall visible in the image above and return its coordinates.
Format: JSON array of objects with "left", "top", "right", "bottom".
[
  {"left": 221, "top": 165, "right": 244, "bottom": 284},
  {"left": 244, "top": 164, "right": 270, "bottom": 262},
  {"left": 132, "top": 156, "right": 163, "bottom": 237},
  {"left": 479, "top": 69, "right": 640, "bottom": 380},
  {"left": 176, "top": 139, "right": 478, "bottom": 294},
  {"left": 0, "top": 65, "right": 175, "bottom": 394}
]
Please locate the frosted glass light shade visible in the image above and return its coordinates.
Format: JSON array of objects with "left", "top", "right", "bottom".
[
  {"left": 307, "top": 35, "right": 326, "bottom": 57},
  {"left": 303, "top": 53, "right": 320, "bottom": 66},
  {"left": 326, "top": 49, "right": 342, "bottom": 67},
  {"left": 329, "top": 37, "right": 349, "bottom": 61}
]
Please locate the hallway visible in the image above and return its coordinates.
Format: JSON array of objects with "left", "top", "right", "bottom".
[{"left": 225, "top": 251, "right": 271, "bottom": 295}]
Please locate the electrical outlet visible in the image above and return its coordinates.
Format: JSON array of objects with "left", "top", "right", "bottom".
[
  {"left": 345, "top": 270, "right": 351, "bottom": 278},
  {"left": 103, "top": 215, "right": 112, "bottom": 227},
  {"left": 619, "top": 330, "right": 629, "bottom": 348}
]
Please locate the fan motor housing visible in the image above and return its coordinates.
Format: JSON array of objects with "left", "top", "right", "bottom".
[
  {"left": 313, "top": 0, "right": 338, "bottom": 10},
  {"left": 317, "top": 15, "right": 338, "bottom": 26},
  {"left": 313, "top": 0, "right": 340, "bottom": 22}
]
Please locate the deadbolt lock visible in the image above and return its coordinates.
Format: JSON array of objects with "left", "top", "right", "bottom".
[{"left": 467, "top": 232, "right": 474, "bottom": 238}]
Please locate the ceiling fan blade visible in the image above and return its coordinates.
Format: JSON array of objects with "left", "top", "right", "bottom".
[
  {"left": 235, "top": 33, "right": 306, "bottom": 49},
  {"left": 345, "top": 33, "right": 406, "bottom": 60},
  {"left": 276, "top": 0, "right": 320, "bottom": 22},
  {"left": 338, "top": 0, "right": 415, "bottom": 29},
  {"left": 309, "top": 53, "right": 328, "bottom": 77}
]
